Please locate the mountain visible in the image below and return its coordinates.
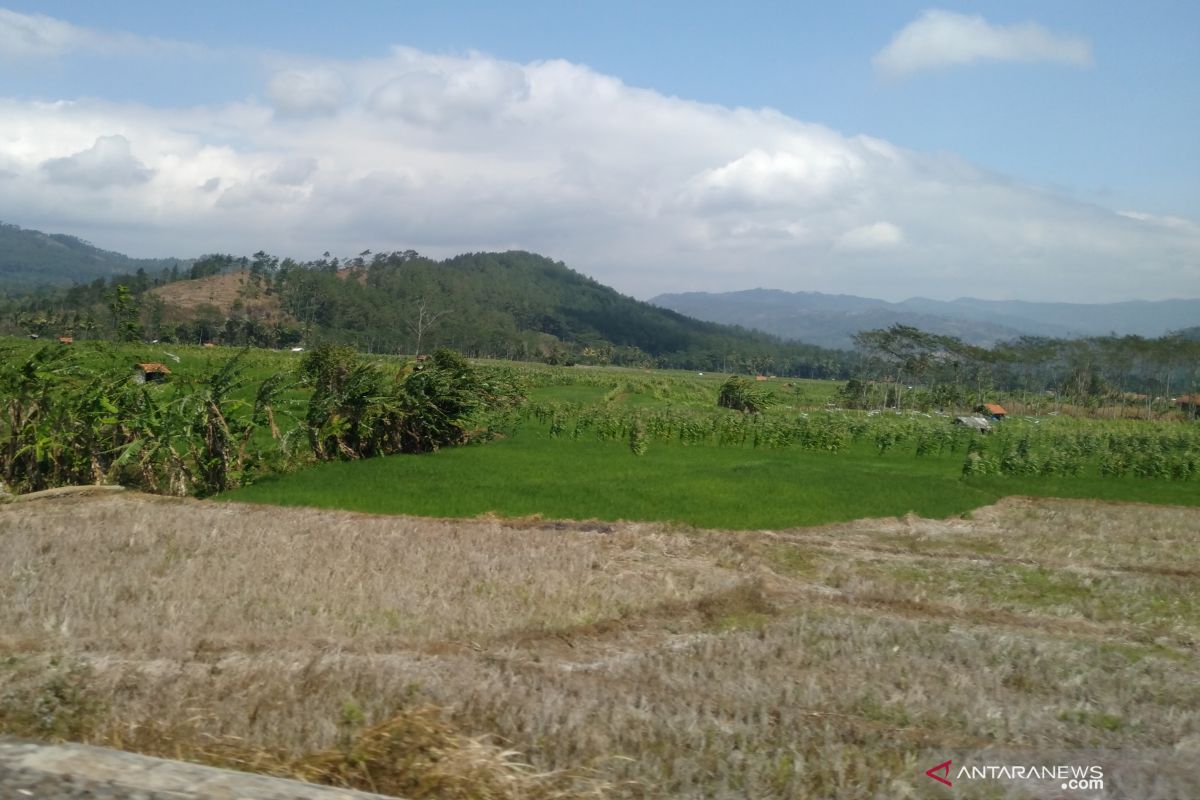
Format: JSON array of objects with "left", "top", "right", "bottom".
[
  {"left": 651, "top": 288, "right": 1200, "bottom": 349},
  {"left": 5, "top": 247, "right": 849, "bottom": 376},
  {"left": 0, "top": 221, "right": 185, "bottom": 289},
  {"left": 895, "top": 296, "right": 1200, "bottom": 339},
  {"left": 267, "top": 251, "right": 842, "bottom": 371}
]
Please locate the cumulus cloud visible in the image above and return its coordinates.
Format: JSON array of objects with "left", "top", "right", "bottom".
[
  {"left": 874, "top": 9, "right": 1093, "bottom": 79},
  {"left": 367, "top": 56, "right": 529, "bottom": 125},
  {"left": 267, "top": 68, "right": 348, "bottom": 117},
  {"left": 836, "top": 222, "right": 904, "bottom": 252},
  {"left": 269, "top": 157, "right": 318, "bottom": 185},
  {"left": 40, "top": 135, "right": 153, "bottom": 188},
  {"left": 0, "top": 7, "right": 198, "bottom": 61},
  {"left": 0, "top": 37, "right": 1195, "bottom": 302},
  {"left": 684, "top": 147, "right": 864, "bottom": 212}
]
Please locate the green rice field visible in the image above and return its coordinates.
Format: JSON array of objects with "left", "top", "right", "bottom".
[{"left": 226, "top": 418, "right": 1200, "bottom": 529}]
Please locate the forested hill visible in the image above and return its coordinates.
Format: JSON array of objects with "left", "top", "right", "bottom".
[
  {"left": 4, "top": 249, "right": 850, "bottom": 376},
  {"left": 0, "top": 222, "right": 185, "bottom": 289},
  {"left": 275, "top": 251, "right": 843, "bottom": 373}
]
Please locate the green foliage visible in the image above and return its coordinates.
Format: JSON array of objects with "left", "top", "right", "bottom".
[
  {"left": 300, "top": 345, "right": 522, "bottom": 461},
  {"left": 0, "top": 344, "right": 288, "bottom": 496},
  {"left": 628, "top": 419, "right": 648, "bottom": 456},
  {"left": 6, "top": 247, "right": 850, "bottom": 376},
  {"left": 228, "top": 408, "right": 1200, "bottom": 528},
  {"left": 717, "top": 375, "right": 771, "bottom": 413},
  {"left": 106, "top": 284, "right": 141, "bottom": 341},
  {"left": 0, "top": 221, "right": 184, "bottom": 289}
]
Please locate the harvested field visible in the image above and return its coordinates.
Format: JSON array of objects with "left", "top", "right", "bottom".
[{"left": 1, "top": 494, "right": 1198, "bottom": 798}]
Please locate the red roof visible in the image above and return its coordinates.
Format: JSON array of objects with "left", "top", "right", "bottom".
[
  {"left": 135, "top": 362, "right": 171, "bottom": 374},
  {"left": 980, "top": 403, "right": 1007, "bottom": 415}
]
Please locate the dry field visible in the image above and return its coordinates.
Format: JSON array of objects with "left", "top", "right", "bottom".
[
  {"left": 151, "top": 270, "right": 292, "bottom": 324},
  {"left": 1, "top": 494, "right": 1198, "bottom": 798}
]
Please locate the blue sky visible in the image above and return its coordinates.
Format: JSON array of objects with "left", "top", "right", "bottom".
[{"left": 0, "top": 2, "right": 1197, "bottom": 301}]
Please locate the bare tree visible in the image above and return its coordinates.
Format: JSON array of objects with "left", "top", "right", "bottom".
[{"left": 407, "top": 298, "right": 451, "bottom": 356}]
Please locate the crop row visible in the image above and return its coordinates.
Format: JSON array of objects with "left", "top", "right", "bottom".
[{"left": 516, "top": 402, "right": 1200, "bottom": 482}]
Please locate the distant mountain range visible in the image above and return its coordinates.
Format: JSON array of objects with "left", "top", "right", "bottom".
[
  {"left": 6, "top": 218, "right": 1198, "bottom": 353},
  {"left": 0, "top": 221, "right": 185, "bottom": 289},
  {"left": 651, "top": 288, "right": 1200, "bottom": 349}
]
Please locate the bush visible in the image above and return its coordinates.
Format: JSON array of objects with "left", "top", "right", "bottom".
[
  {"left": 717, "top": 376, "right": 771, "bottom": 414},
  {"left": 301, "top": 345, "right": 523, "bottom": 461}
]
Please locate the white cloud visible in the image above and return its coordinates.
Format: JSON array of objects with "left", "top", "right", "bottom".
[
  {"left": 874, "top": 10, "right": 1093, "bottom": 79},
  {"left": 684, "top": 146, "right": 864, "bottom": 212},
  {"left": 0, "top": 7, "right": 199, "bottom": 61},
  {"left": 367, "top": 54, "right": 529, "bottom": 126},
  {"left": 267, "top": 68, "right": 348, "bottom": 117},
  {"left": 269, "top": 157, "right": 318, "bottom": 186},
  {"left": 836, "top": 222, "right": 904, "bottom": 252},
  {"left": 1117, "top": 210, "right": 1200, "bottom": 235},
  {"left": 0, "top": 37, "right": 1195, "bottom": 302},
  {"left": 40, "top": 135, "right": 153, "bottom": 188}
]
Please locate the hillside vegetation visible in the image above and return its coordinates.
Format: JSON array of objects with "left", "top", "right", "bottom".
[
  {"left": 4, "top": 249, "right": 845, "bottom": 376},
  {"left": 0, "top": 221, "right": 183, "bottom": 290}
]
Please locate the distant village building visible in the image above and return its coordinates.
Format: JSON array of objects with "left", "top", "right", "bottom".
[
  {"left": 133, "top": 363, "right": 171, "bottom": 384},
  {"left": 1176, "top": 394, "right": 1200, "bottom": 413},
  {"left": 954, "top": 415, "right": 992, "bottom": 432},
  {"left": 975, "top": 403, "right": 1007, "bottom": 420},
  {"left": 57, "top": 336, "right": 73, "bottom": 345}
]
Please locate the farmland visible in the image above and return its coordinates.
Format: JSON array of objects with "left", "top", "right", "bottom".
[
  {"left": 3, "top": 337, "right": 1199, "bottom": 797},
  {"left": 3, "top": 336, "right": 1199, "bottom": 525},
  {"left": 223, "top": 349, "right": 1200, "bottom": 527},
  {"left": 1, "top": 492, "right": 1197, "bottom": 798}
]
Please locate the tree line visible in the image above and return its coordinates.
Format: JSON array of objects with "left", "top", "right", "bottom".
[{"left": 847, "top": 324, "right": 1200, "bottom": 417}]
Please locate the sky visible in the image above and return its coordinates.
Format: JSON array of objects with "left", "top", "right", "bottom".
[{"left": 0, "top": 1, "right": 1197, "bottom": 303}]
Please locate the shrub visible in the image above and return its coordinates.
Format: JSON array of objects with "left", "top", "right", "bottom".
[
  {"left": 301, "top": 345, "right": 522, "bottom": 461},
  {"left": 717, "top": 376, "right": 771, "bottom": 414}
]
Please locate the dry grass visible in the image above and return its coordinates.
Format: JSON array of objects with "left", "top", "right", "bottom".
[
  {"left": 1, "top": 494, "right": 1198, "bottom": 798},
  {"left": 152, "top": 270, "right": 291, "bottom": 324}
]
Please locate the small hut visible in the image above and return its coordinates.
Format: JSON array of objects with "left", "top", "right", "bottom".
[
  {"left": 975, "top": 403, "right": 1007, "bottom": 420},
  {"left": 133, "top": 363, "right": 171, "bottom": 384},
  {"left": 954, "top": 415, "right": 991, "bottom": 433},
  {"left": 57, "top": 336, "right": 73, "bottom": 345}
]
